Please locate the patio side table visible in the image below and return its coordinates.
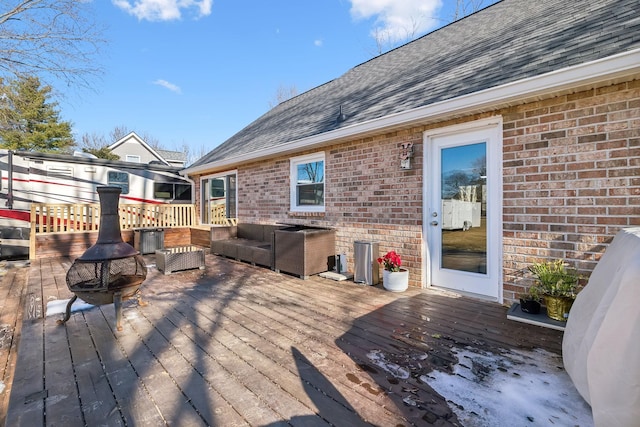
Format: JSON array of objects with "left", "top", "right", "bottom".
[{"left": 156, "top": 246, "right": 206, "bottom": 275}]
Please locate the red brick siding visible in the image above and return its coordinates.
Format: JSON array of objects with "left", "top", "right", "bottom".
[
  {"left": 192, "top": 77, "right": 640, "bottom": 302},
  {"left": 227, "top": 133, "right": 425, "bottom": 287},
  {"left": 501, "top": 79, "right": 640, "bottom": 302}
]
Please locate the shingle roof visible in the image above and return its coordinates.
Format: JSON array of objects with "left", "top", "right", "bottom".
[
  {"left": 192, "top": 0, "right": 640, "bottom": 168},
  {"left": 156, "top": 149, "right": 186, "bottom": 162}
]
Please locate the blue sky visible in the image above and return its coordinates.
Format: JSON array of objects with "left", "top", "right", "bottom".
[{"left": 60, "top": 1, "right": 495, "bottom": 161}]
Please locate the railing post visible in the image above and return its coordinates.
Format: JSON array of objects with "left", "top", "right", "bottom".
[{"left": 29, "top": 204, "right": 37, "bottom": 260}]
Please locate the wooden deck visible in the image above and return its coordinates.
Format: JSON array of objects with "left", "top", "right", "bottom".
[{"left": 1, "top": 254, "right": 565, "bottom": 426}]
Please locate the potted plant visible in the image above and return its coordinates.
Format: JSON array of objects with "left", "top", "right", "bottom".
[
  {"left": 377, "top": 250, "right": 408, "bottom": 292},
  {"left": 519, "top": 285, "right": 542, "bottom": 314},
  {"left": 528, "top": 259, "right": 580, "bottom": 321}
]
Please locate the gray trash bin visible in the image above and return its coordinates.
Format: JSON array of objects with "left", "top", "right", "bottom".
[
  {"left": 134, "top": 228, "right": 165, "bottom": 254},
  {"left": 353, "top": 241, "right": 379, "bottom": 285}
]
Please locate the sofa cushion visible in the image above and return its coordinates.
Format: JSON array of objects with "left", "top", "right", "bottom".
[
  {"left": 220, "top": 239, "right": 243, "bottom": 259},
  {"left": 238, "top": 242, "right": 272, "bottom": 267},
  {"left": 210, "top": 225, "right": 237, "bottom": 241},
  {"left": 238, "top": 223, "right": 266, "bottom": 241}
]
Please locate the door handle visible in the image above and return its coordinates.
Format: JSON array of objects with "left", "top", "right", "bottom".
[{"left": 431, "top": 221, "right": 438, "bottom": 226}]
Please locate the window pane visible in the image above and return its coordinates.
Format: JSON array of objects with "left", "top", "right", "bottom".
[
  {"left": 210, "top": 178, "right": 225, "bottom": 198},
  {"left": 227, "top": 175, "right": 236, "bottom": 216},
  {"left": 107, "top": 171, "right": 129, "bottom": 194},
  {"left": 154, "top": 183, "right": 173, "bottom": 199},
  {"left": 297, "top": 183, "right": 324, "bottom": 206},
  {"left": 296, "top": 161, "right": 324, "bottom": 184},
  {"left": 174, "top": 184, "right": 192, "bottom": 201}
]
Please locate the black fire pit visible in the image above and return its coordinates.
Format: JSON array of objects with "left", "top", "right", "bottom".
[{"left": 60, "top": 186, "right": 147, "bottom": 331}]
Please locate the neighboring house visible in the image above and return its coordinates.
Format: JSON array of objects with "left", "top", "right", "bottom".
[
  {"left": 109, "top": 131, "right": 186, "bottom": 168},
  {"left": 183, "top": 0, "right": 640, "bottom": 305}
]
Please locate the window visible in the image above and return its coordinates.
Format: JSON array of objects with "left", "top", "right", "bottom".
[
  {"left": 153, "top": 183, "right": 193, "bottom": 201},
  {"left": 201, "top": 172, "right": 237, "bottom": 224},
  {"left": 153, "top": 183, "right": 172, "bottom": 199},
  {"left": 107, "top": 171, "right": 129, "bottom": 194},
  {"left": 290, "top": 153, "right": 325, "bottom": 212},
  {"left": 125, "top": 155, "right": 141, "bottom": 163},
  {"left": 174, "top": 184, "right": 192, "bottom": 201}
]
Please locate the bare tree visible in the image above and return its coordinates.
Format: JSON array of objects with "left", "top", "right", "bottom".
[
  {"left": 0, "top": 0, "right": 105, "bottom": 89},
  {"left": 81, "top": 132, "right": 108, "bottom": 150},
  {"left": 450, "top": 0, "right": 487, "bottom": 21},
  {"left": 79, "top": 132, "right": 119, "bottom": 160},
  {"left": 178, "top": 142, "right": 210, "bottom": 167},
  {"left": 108, "top": 125, "right": 130, "bottom": 143},
  {"left": 371, "top": 17, "right": 422, "bottom": 56},
  {"left": 83, "top": 125, "right": 205, "bottom": 166},
  {"left": 269, "top": 84, "right": 298, "bottom": 108},
  {"left": 139, "top": 131, "right": 161, "bottom": 149},
  {"left": 108, "top": 125, "right": 161, "bottom": 149},
  {"left": 370, "top": 2, "right": 488, "bottom": 56}
]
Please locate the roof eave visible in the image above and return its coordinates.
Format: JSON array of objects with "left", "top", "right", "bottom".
[{"left": 182, "top": 48, "right": 640, "bottom": 177}]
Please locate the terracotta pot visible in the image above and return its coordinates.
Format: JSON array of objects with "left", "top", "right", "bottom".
[
  {"left": 544, "top": 295, "right": 574, "bottom": 321},
  {"left": 383, "top": 268, "right": 409, "bottom": 292}
]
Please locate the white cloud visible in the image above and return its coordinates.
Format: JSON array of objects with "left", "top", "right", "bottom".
[
  {"left": 314, "top": 39, "right": 323, "bottom": 47},
  {"left": 349, "top": 0, "right": 442, "bottom": 43},
  {"left": 153, "top": 79, "right": 182, "bottom": 94},
  {"left": 113, "top": 0, "right": 213, "bottom": 22}
]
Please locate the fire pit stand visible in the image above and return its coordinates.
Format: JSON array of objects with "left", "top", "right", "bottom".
[{"left": 60, "top": 186, "right": 148, "bottom": 331}]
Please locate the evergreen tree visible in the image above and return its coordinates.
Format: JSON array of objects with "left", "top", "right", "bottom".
[{"left": 0, "top": 76, "right": 74, "bottom": 152}]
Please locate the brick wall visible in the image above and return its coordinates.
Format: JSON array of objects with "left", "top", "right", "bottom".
[
  {"left": 500, "top": 79, "right": 640, "bottom": 302},
  {"left": 191, "top": 77, "right": 639, "bottom": 303},
  {"left": 231, "top": 132, "right": 425, "bottom": 287}
]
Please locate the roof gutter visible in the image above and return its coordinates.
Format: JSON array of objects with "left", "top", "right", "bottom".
[{"left": 182, "top": 48, "right": 640, "bottom": 176}]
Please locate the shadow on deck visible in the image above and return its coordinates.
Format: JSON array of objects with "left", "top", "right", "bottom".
[{"left": 1, "top": 254, "right": 588, "bottom": 426}]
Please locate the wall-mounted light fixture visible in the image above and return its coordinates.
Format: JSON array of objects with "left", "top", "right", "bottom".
[{"left": 399, "top": 142, "right": 414, "bottom": 169}]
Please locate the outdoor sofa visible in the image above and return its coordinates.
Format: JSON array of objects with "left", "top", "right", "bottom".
[
  {"left": 210, "top": 223, "right": 284, "bottom": 268},
  {"left": 210, "top": 223, "right": 336, "bottom": 278}
]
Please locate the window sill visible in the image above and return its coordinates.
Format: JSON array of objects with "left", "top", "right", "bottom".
[{"left": 288, "top": 211, "right": 326, "bottom": 218}]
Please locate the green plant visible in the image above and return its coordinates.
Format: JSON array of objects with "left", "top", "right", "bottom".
[
  {"left": 521, "top": 284, "right": 542, "bottom": 302},
  {"left": 528, "top": 259, "right": 580, "bottom": 298}
]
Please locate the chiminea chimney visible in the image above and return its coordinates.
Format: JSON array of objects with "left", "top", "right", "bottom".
[{"left": 62, "top": 186, "right": 147, "bottom": 331}]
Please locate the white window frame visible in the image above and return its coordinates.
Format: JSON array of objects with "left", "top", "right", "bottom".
[
  {"left": 290, "top": 152, "right": 325, "bottom": 213},
  {"left": 200, "top": 170, "right": 238, "bottom": 224},
  {"left": 125, "top": 155, "right": 141, "bottom": 163}
]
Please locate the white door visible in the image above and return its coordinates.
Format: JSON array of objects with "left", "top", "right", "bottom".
[{"left": 425, "top": 121, "right": 502, "bottom": 301}]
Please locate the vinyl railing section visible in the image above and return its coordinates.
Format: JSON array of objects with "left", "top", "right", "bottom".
[{"left": 30, "top": 203, "right": 197, "bottom": 257}]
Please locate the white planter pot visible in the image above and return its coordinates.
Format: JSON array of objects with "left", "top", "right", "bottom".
[{"left": 383, "top": 268, "right": 409, "bottom": 292}]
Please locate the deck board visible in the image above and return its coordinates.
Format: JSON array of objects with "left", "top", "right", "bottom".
[
  {"left": 43, "top": 315, "right": 84, "bottom": 425},
  {"left": 66, "top": 313, "right": 124, "bottom": 426},
  {"left": 84, "top": 305, "right": 167, "bottom": 425},
  {"left": 2, "top": 255, "right": 567, "bottom": 426},
  {"left": 0, "top": 266, "right": 27, "bottom": 426}
]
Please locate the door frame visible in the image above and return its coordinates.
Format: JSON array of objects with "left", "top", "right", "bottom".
[{"left": 422, "top": 117, "right": 503, "bottom": 302}]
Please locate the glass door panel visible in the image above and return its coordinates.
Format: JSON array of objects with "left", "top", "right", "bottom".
[{"left": 440, "top": 142, "right": 487, "bottom": 273}]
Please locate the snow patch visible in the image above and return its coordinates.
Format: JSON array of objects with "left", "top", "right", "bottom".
[
  {"left": 367, "top": 349, "right": 410, "bottom": 379},
  {"left": 46, "top": 298, "right": 95, "bottom": 317},
  {"left": 422, "top": 347, "right": 594, "bottom": 427}
]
